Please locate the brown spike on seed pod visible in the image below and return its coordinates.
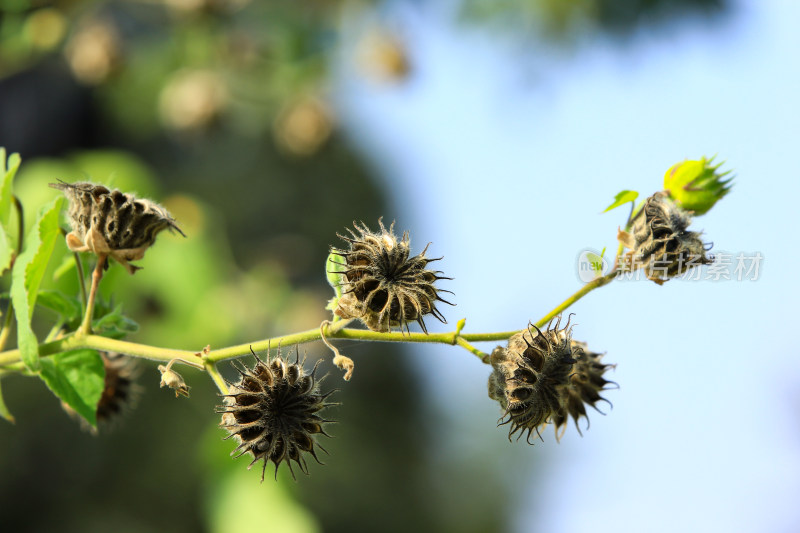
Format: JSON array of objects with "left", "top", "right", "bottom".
[
  {"left": 329, "top": 218, "right": 454, "bottom": 333},
  {"left": 487, "top": 316, "right": 615, "bottom": 443},
  {"left": 218, "top": 347, "right": 337, "bottom": 482},
  {"left": 49, "top": 181, "right": 185, "bottom": 274},
  {"left": 618, "top": 191, "right": 712, "bottom": 285}
]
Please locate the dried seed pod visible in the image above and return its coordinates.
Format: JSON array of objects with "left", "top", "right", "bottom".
[
  {"left": 62, "top": 352, "right": 141, "bottom": 434},
  {"left": 618, "top": 191, "right": 712, "bottom": 285},
  {"left": 218, "top": 347, "right": 336, "bottom": 481},
  {"left": 50, "top": 181, "right": 185, "bottom": 274},
  {"left": 488, "top": 316, "right": 615, "bottom": 443},
  {"left": 329, "top": 219, "right": 453, "bottom": 333}
]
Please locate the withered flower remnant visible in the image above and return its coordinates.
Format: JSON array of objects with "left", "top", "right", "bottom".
[
  {"left": 50, "top": 181, "right": 185, "bottom": 274},
  {"left": 329, "top": 219, "right": 453, "bottom": 333},
  {"left": 618, "top": 192, "right": 712, "bottom": 285},
  {"left": 488, "top": 316, "right": 615, "bottom": 442}
]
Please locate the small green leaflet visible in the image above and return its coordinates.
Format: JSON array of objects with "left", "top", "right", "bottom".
[
  {"left": 11, "top": 197, "right": 64, "bottom": 371},
  {"left": 603, "top": 190, "right": 639, "bottom": 213},
  {"left": 39, "top": 349, "right": 104, "bottom": 428},
  {"left": 93, "top": 305, "right": 139, "bottom": 339},
  {"left": 36, "top": 290, "right": 82, "bottom": 323},
  {"left": 0, "top": 379, "right": 15, "bottom": 423},
  {"left": 325, "top": 251, "right": 345, "bottom": 315},
  {"left": 325, "top": 251, "right": 346, "bottom": 296},
  {"left": 585, "top": 247, "right": 606, "bottom": 273}
]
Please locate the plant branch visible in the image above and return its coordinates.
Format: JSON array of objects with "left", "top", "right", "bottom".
[
  {"left": 0, "top": 305, "right": 13, "bottom": 352},
  {"left": 0, "top": 333, "right": 202, "bottom": 367},
  {"left": 205, "top": 362, "right": 229, "bottom": 395},
  {"left": 0, "top": 271, "right": 618, "bottom": 371},
  {"left": 79, "top": 255, "right": 106, "bottom": 335},
  {"left": 73, "top": 250, "right": 87, "bottom": 310}
]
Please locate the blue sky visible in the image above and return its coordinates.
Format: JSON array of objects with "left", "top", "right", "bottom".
[{"left": 335, "top": 1, "right": 800, "bottom": 531}]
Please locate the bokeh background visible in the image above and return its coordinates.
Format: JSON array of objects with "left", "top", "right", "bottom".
[{"left": 1, "top": 0, "right": 799, "bottom": 532}]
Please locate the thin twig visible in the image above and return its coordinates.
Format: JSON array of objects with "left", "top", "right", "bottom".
[{"left": 79, "top": 255, "right": 107, "bottom": 335}]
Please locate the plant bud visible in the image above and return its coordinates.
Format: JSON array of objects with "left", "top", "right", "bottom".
[{"left": 663, "top": 157, "right": 732, "bottom": 215}]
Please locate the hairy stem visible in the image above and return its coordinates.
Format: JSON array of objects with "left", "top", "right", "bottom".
[
  {"left": 0, "top": 304, "right": 13, "bottom": 352},
  {"left": 79, "top": 255, "right": 107, "bottom": 335},
  {"left": 205, "top": 362, "right": 229, "bottom": 395},
  {"left": 74, "top": 251, "right": 88, "bottom": 311},
  {"left": 0, "top": 271, "right": 618, "bottom": 374}
]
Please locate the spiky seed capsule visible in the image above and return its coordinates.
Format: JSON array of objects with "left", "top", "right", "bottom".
[
  {"left": 329, "top": 219, "right": 454, "bottom": 333},
  {"left": 218, "top": 348, "right": 336, "bottom": 481},
  {"left": 487, "top": 316, "right": 615, "bottom": 443},
  {"left": 618, "top": 192, "right": 713, "bottom": 285},
  {"left": 62, "top": 352, "right": 141, "bottom": 434},
  {"left": 49, "top": 180, "right": 185, "bottom": 274}
]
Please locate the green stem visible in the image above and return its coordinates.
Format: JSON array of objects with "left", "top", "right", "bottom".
[
  {"left": 74, "top": 251, "right": 88, "bottom": 311},
  {"left": 0, "top": 306, "right": 13, "bottom": 352},
  {"left": 456, "top": 336, "right": 489, "bottom": 361},
  {"left": 205, "top": 362, "right": 229, "bottom": 395},
  {"left": 79, "top": 255, "right": 106, "bottom": 335},
  {"left": 0, "top": 272, "right": 618, "bottom": 371},
  {"left": 0, "top": 333, "right": 202, "bottom": 367}
]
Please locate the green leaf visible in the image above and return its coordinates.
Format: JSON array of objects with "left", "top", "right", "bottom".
[
  {"left": 39, "top": 349, "right": 104, "bottom": 428},
  {"left": 0, "top": 226, "right": 11, "bottom": 275},
  {"left": 0, "top": 379, "right": 15, "bottom": 424},
  {"left": 325, "top": 251, "right": 345, "bottom": 297},
  {"left": 93, "top": 305, "right": 139, "bottom": 339},
  {"left": 10, "top": 197, "right": 64, "bottom": 371},
  {"left": 36, "top": 290, "right": 82, "bottom": 323},
  {"left": 603, "top": 190, "right": 639, "bottom": 213},
  {"left": 0, "top": 148, "right": 21, "bottom": 274},
  {"left": 585, "top": 252, "right": 604, "bottom": 272},
  {"left": 0, "top": 148, "right": 21, "bottom": 225}
]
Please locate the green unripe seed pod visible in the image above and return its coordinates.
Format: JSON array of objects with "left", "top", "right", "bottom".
[{"left": 663, "top": 157, "right": 733, "bottom": 215}]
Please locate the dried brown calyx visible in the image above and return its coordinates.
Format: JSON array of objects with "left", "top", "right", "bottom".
[
  {"left": 618, "top": 191, "right": 713, "bottom": 284},
  {"left": 50, "top": 181, "right": 185, "bottom": 274}
]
